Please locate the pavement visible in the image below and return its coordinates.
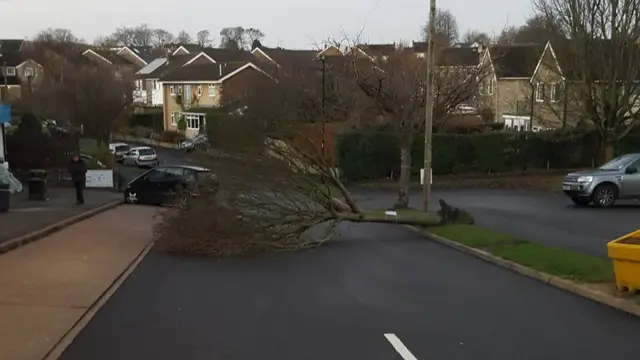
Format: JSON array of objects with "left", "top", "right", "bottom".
[
  {"left": 351, "top": 187, "right": 640, "bottom": 257},
  {"left": 0, "top": 205, "right": 159, "bottom": 360},
  {"left": 0, "top": 188, "right": 122, "bottom": 245},
  {"left": 58, "top": 221, "right": 640, "bottom": 360}
]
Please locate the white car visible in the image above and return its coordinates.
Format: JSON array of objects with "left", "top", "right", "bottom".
[
  {"left": 122, "top": 146, "right": 159, "bottom": 168},
  {"left": 108, "top": 142, "right": 130, "bottom": 162}
]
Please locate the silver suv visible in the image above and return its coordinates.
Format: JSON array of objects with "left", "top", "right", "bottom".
[{"left": 562, "top": 153, "right": 640, "bottom": 207}]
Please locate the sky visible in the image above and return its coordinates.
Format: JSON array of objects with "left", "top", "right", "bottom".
[{"left": 0, "top": 0, "right": 533, "bottom": 48}]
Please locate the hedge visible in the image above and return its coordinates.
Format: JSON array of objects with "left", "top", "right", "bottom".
[{"left": 335, "top": 131, "right": 640, "bottom": 181}]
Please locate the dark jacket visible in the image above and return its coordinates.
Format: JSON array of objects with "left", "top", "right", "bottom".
[{"left": 68, "top": 159, "right": 87, "bottom": 182}]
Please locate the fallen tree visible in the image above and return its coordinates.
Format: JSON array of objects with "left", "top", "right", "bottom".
[{"left": 154, "top": 64, "right": 471, "bottom": 256}]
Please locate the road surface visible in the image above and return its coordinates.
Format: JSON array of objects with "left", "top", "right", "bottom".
[
  {"left": 353, "top": 188, "right": 639, "bottom": 257},
  {"left": 60, "top": 222, "right": 640, "bottom": 360}
]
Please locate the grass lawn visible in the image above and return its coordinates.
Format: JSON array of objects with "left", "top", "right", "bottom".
[{"left": 429, "top": 224, "right": 614, "bottom": 283}]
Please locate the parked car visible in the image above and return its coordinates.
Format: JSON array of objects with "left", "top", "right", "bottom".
[
  {"left": 562, "top": 153, "right": 640, "bottom": 207},
  {"left": 79, "top": 154, "right": 106, "bottom": 168},
  {"left": 123, "top": 165, "right": 215, "bottom": 205},
  {"left": 108, "top": 142, "right": 130, "bottom": 162},
  {"left": 122, "top": 146, "right": 159, "bottom": 168},
  {"left": 179, "top": 134, "right": 209, "bottom": 152}
]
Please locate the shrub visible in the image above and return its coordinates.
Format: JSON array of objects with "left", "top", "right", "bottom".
[
  {"left": 82, "top": 145, "right": 115, "bottom": 169},
  {"left": 130, "top": 126, "right": 153, "bottom": 139},
  {"left": 155, "top": 130, "right": 184, "bottom": 143}
]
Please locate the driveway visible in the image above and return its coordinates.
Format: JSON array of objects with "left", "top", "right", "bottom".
[
  {"left": 60, "top": 222, "right": 640, "bottom": 360},
  {"left": 352, "top": 188, "right": 640, "bottom": 257}
]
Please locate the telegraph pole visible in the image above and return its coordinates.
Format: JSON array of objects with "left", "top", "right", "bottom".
[{"left": 422, "top": 0, "right": 436, "bottom": 211}]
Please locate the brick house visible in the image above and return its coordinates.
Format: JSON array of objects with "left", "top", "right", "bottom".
[
  {"left": 159, "top": 60, "right": 269, "bottom": 138},
  {"left": 0, "top": 39, "right": 44, "bottom": 102}
]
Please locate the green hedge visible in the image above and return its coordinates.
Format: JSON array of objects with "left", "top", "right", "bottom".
[{"left": 335, "top": 131, "right": 640, "bottom": 181}]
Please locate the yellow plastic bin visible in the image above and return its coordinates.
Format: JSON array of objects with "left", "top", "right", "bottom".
[{"left": 607, "top": 229, "right": 640, "bottom": 294}]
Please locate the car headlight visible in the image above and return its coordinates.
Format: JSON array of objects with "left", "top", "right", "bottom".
[{"left": 577, "top": 176, "right": 593, "bottom": 183}]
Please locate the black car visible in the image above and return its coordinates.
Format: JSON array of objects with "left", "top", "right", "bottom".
[{"left": 123, "top": 165, "right": 214, "bottom": 206}]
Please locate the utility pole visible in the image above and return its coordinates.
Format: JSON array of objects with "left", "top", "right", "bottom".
[{"left": 422, "top": 0, "right": 436, "bottom": 211}]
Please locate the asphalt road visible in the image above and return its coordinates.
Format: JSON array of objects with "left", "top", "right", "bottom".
[
  {"left": 60, "top": 222, "right": 640, "bottom": 360},
  {"left": 353, "top": 188, "right": 640, "bottom": 257},
  {"left": 115, "top": 144, "right": 196, "bottom": 184}
]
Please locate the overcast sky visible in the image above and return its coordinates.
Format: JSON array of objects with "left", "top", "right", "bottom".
[{"left": 1, "top": 0, "right": 533, "bottom": 48}]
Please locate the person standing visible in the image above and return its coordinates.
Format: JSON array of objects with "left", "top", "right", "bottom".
[{"left": 68, "top": 154, "right": 87, "bottom": 205}]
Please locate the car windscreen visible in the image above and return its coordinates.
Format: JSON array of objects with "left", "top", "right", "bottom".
[
  {"left": 115, "top": 145, "right": 129, "bottom": 152},
  {"left": 138, "top": 148, "right": 155, "bottom": 156},
  {"left": 599, "top": 155, "right": 636, "bottom": 170}
]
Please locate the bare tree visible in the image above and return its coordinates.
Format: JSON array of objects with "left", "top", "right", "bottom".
[
  {"left": 347, "top": 46, "right": 488, "bottom": 208},
  {"left": 152, "top": 29, "right": 175, "bottom": 48},
  {"left": 245, "top": 28, "right": 265, "bottom": 44},
  {"left": 536, "top": 0, "right": 640, "bottom": 163},
  {"left": 421, "top": 8, "right": 459, "bottom": 46},
  {"left": 153, "top": 69, "right": 451, "bottom": 257},
  {"left": 33, "top": 28, "right": 81, "bottom": 43},
  {"left": 220, "top": 27, "right": 245, "bottom": 49},
  {"left": 196, "top": 29, "right": 211, "bottom": 47},
  {"left": 498, "top": 14, "right": 565, "bottom": 44},
  {"left": 73, "top": 65, "right": 134, "bottom": 144},
  {"left": 93, "top": 36, "right": 119, "bottom": 47},
  {"left": 462, "top": 29, "right": 491, "bottom": 45},
  {"left": 131, "top": 24, "right": 154, "bottom": 46},
  {"left": 111, "top": 26, "right": 136, "bottom": 45},
  {"left": 176, "top": 30, "right": 192, "bottom": 44}
]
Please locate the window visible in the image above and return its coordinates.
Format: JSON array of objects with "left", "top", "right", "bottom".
[
  {"left": 197, "top": 85, "right": 202, "bottom": 96},
  {"left": 24, "top": 67, "right": 34, "bottom": 77},
  {"left": 153, "top": 80, "right": 158, "bottom": 90},
  {"left": 170, "top": 85, "right": 175, "bottom": 95},
  {"left": 146, "top": 168, "right": 170, "bottom": 181},
  {"left": 171, "top": 112, "right": 180, "bottom": 125},
  {"left": 164, "top": 167, "right": 185, "bottom": 178},
  {"left": 4, "top": 67, "right": 16, "bottom": 76},
  {"left": 178, "top": 85, "right": 183, "bottom": 95},
  {"left": 535, "top": 82, "right": 544, "bottom": 102},
  {"left": 184, "top": 85, "right": 191, "bottom": 100},
  {"left": 135, "top": 79, "right": 143, "bottom": 90},
  {"left": 138, "top": 148, "right": 155, "bottom": 156},
  {"left": 208, "top": 84, "right": 216, "bottom": 97},
  {"left": 184, "top": 114, "right": 203, "bottom": 129},
  {"left": 486, "top": 79, "right": 494, "bottom": 95},
  {"left": 114, "top": 70, "right": 121, "bottom": 78}
]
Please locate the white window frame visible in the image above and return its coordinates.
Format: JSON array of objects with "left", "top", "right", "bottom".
[
  {"left": 486, "top": 79, "right": 494, "bottom": 95},
  {"left": 153, "top": 80, "right": 158, "bottom": 90},
  {"left": 550, "top": 83, "right": 557, "bottom": 103},
  {"left": 184, "top": 114, "right": 203, "bottom": 130},
  {"left": 4, "top": 67, "right": 16, "bottom": 76},
  {"left": 24, "top": 67, "right": 34, "bottom": 77},
  {"left": 535, "top": 82, "right": 544, "bottom": 102},
  {"left": 170, "top": 85, "right": 175, "bottom": 95},
  {"left": 178, "top": 85, "right": 183, "bottom": 95},
  {"left": 208, "top": 84, "right": 215, "bottom": 97},
  {"left": 171, "top": 112, "right": 180, "bottom": 125},
  {"left": 197, "top": 85, "right": 202, "bottom": 96}
]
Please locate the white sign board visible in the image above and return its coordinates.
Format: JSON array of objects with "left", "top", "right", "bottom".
[{"left": 86, "top": 170, "right": 114, "bottom": 188}]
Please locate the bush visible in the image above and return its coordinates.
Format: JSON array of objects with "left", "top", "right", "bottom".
[
  {"left": 334, "top": 130, "right": 640, "bottom": 181},
  {"left": 130, "top": 126, "right": 153, "bottom": 139},
  {"left": 82, "top": 146, "right": 115, "bottom": 169},
  {"left": 154, "top": 130, "right": 184, "bottom": 143}
]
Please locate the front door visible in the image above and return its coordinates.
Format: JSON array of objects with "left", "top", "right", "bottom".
[{"left": 622, "top": 158, "right": 640, "bottom": 197}]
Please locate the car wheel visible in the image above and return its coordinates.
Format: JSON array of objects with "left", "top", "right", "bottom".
[
  {"left": 571, "top": 197, "right": 591, "bottom": 207},
  {"left": 592, "top": 184, "right": 618, "bottom": 208},
  {"left": 124, "top": 192, "right": 138, "bottom": 204}
]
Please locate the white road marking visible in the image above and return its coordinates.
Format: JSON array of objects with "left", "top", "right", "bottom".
[{"left": 384, "top": 333, "right": 418, "bottom": 360}]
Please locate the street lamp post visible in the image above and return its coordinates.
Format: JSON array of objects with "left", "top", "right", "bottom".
[{"left": 422, "top": 0, "right": 437, "bottom": 212}]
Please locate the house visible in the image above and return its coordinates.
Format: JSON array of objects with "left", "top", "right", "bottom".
[
  {"left": 171, "top": 44, "right": 204, "bottom": 56},
  {"left": 348, "top": 43, "right": 397, "bottom": 60},
  {"left": 134, "top": 48, "right": 256, "bottom": 109},
  {"left": 159, "top": 60, "right": 269, "bottom": 138},
  {"left": 0, "top": 39, "right": 44, "bottom": 102},
  {"left": 479, "top": 43, "right": 547, "bottom": 131}
]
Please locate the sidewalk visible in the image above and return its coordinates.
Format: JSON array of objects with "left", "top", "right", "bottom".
[
  {"left": 0, "top": 188, "right": 122, "bottom": 245},
  {"left": 0, "top": 205, "right": 160, "bottom": 360}
]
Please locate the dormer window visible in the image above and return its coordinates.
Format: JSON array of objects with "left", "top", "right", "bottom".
[
  {"left": 4, "top": 67, "right": 16, "bottom": 76},
  {"left": 24, "top": 67, "right": 34, "bottom": 77}
]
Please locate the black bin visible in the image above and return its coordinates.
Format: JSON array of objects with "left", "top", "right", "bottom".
[
  {"left": 0, "top": 183, "right": 9, "bottom": 212},
  {"left": 28, "top": 169, "right": 47, "bottom": 201}
]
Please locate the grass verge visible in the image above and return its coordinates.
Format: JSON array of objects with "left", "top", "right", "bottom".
[{"left": 428, "top": 224, "right": 614, "bottom": 283}]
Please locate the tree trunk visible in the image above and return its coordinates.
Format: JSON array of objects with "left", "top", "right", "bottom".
[
  {"left": 596, "top": 132, "right": 615, "bottom": 165},
  {"left": 394, "top": 140, "right": 411, "bottom": 209}
]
